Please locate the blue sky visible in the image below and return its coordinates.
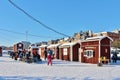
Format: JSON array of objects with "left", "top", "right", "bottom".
[{"left": 0, "top": 0, "right": 120, "bottom": 46}]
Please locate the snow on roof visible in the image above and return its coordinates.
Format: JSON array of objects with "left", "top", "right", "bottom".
[
  {"left": 29, "top": 46, "right": 39, "bottom": 49},
  {"left": 47, "top": 44, "right": 61, "bottom": 48},
  {"left": 83, "top": 36, "right": 113, "bottom": 42},
  {"left": 59, "top": 42, "right": 79, "bottom": 48},
  {"left": 39, "top": 45, "right": 47, "bottom": 48},
  {"left": 86, "top": 36, "right": 105, "bottom": 40}
]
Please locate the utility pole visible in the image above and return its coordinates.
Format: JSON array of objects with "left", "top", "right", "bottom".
[{"left": 26, "top": 31, "right": 28, "bottom": 42}]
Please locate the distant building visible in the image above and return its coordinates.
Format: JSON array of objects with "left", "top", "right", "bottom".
[
  {"left": 93, "top": 31, "right": 120, "bottom": 42},
  {"left": 73, "top": 30, "right": 93, "bottom": 41},
  {"left": 73, "top": 32, "right": 81, "bottom": 40},
  {"left": 20, "top": 41, "right": 31, "bottom": 49},
  {"left": 35, "top": 41, "right": 47, "bottom": 46},
  {"left": 112, "top": 29, "right": 120, "bottom": 34},
  {"left": 58, "top": 38, "right": 65, "bottom": 44},
  {"left": 48, "top": 40, "right": 58, "bottom": 45}
]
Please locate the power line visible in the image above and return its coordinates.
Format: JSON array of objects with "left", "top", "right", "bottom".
[
  {"left": 0, "top": 28, "right": 58, "bottom": 38},
  {"left": 0, "top": 28, "right": 25, "bottom": 35},
  {"left": 8, "top": 0, "right": 70, "bottom": 37},
  {"left": 0, "top": 32, "right": 17, "bottom": 45}
]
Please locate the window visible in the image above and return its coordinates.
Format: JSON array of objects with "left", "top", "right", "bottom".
[
  {"left": 63, "top": 48, "right": 68, "bottom": 55},
  {"left": 84, "top": 50, "right": 93, "bottom": 58},
  {"left": 19, "top": 44, "right": 22, "bottom": 47}
]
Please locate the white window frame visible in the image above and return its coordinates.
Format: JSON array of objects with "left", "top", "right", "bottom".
[
  {"left": 63, "top": 48, "right": 68, "bottom": 55},
  {"left": 84, "top": 50, "right": 93, "bottom": 58}
]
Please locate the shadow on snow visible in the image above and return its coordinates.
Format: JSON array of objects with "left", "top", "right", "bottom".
[{"left": 0, "top": 76, "right": 76, "bottom": 80}]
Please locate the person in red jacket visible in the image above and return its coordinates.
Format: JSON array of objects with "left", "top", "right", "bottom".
[{"left": 47, "top": 49, "right": 53, "bottom": 66}]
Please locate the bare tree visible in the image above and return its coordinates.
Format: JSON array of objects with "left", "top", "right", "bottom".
[{"left": 112, "top": 40, "right": 120, "bottom": 49}]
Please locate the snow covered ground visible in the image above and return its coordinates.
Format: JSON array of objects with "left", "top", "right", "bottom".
[{"left": 0, "top": 54, "right": 120, "bottom": 80}]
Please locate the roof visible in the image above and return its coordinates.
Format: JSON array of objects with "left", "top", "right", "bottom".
[
  {"left": 29, "top": 46, "right": 39, "bottom": 49},
  {"left": 59, "top": 42, "right": 79, "bottom": 48},
  {"left": 47, "top": 44, "right": 61, "bottom": 48},
  {"left": 39, "top": 45, "right": 47, "bottom": 48},
  {"left": 82, "top": 36, "right": 113, "bottom": 42}
]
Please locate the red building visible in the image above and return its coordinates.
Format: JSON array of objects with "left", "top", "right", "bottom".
[
  {"left": 13, "top": 42, "right": 24, "bottom": 52},
  {"left": 59, "top": 42, "right": 80, "bottom": 61},
  {"left": 0, "top": 47, "right": 2, "bottom": 56},
  {"left": 81, "top": 36, "right": 113, "bottom": 64},
  {"left": 28, "top": 46, "right": 39, "bottom": 53},
  {"left": 38, "top": 45, "right": 47, "bottom": 60},
  {"left": 28, "top": 46, "right": 39, "bottom": 59},
  {"left": 47, "top": 44, "right": 61, "bottom": 59}
]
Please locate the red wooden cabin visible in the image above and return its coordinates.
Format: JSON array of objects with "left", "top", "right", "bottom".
[
  {"left": 28, "top": 46, "right": 39, "bottom": 59},
  {"left": 38, "top": 45, "right": 47, "bottom": 60},
  {"left": 13, "top": 42, "right": 24, "bottom": 52},
  {"left": 29, "top": 46, "right": 39, "bottom": 53},
  {"left": 59, "top": 42, "right": 80, "bottom": 61},
  {"left": 81, "top": 36, "right": 113, "bottom": 64}
]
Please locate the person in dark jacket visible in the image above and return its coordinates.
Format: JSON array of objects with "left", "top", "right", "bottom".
[
  {"left": 44, "top": 47, "right": 47, "bottom": 60},
  {"left": 26, "top": 51, "right": 32, "bottom": 63},
  {"left": 112, "top": 53, "right": 118, "bottom": 63},
  {"left": 44, "top": 50, "right": 47, "bottom": 60}
]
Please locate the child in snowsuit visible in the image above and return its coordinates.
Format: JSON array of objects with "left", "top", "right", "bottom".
[{"left": 47, "top": 49, "right": 53, "bottom": 66}]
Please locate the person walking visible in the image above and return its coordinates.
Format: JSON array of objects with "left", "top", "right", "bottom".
[
  {"left": 47, "top": 49, "right": 53, "bottom": 66},
  {"left": 44, "top": 47, "right": 47, "bottom": 60}
]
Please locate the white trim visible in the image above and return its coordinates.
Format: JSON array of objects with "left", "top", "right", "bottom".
[
  {"left": 110, "top": 40, "right": 112, "bottom": 62},
  {"left": 39, "top": 48, "right": 41, "bottom": 55},
  {"left": 98, "top": 40, "right": 101, "bottom": 63},
  {"left": 59, "top": 42, "right": 78, "bottom": 48},
  {"left": 70, "top": 46, "right": 72, "bottom": 61},
  {"left": 79, "top": 48, "right": 81, "bottom": 62}
]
